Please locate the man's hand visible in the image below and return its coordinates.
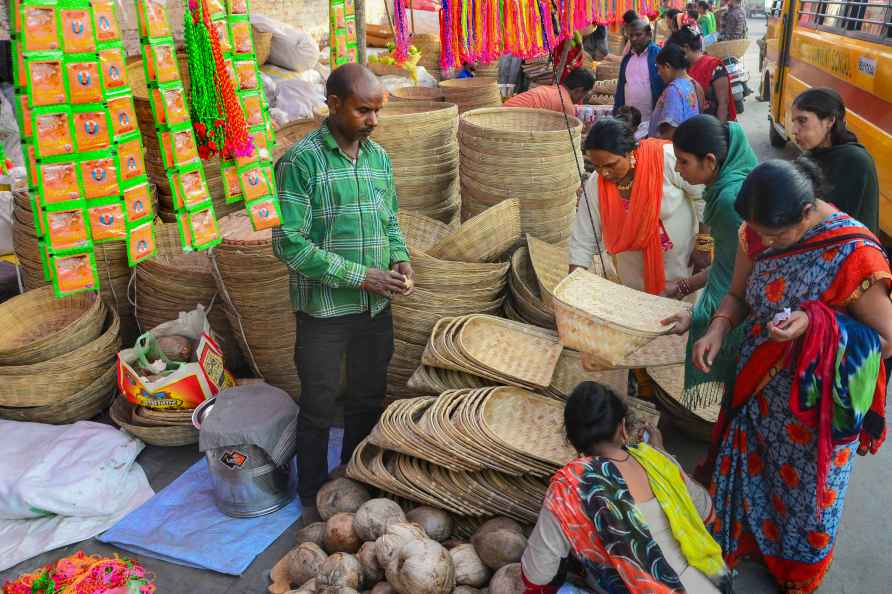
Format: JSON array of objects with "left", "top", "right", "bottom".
[
  {"left": 362, "top": 268, "right": 410, "bottom": 297},
  {"left": 391, "top": 261, "right": 415, "bottom": 296}
]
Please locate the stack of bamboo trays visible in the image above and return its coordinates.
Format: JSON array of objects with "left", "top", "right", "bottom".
[{"left": 438, "top": 77, "right": 502, "bottom": 113}]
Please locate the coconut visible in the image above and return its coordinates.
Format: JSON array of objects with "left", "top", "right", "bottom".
[
  {"left": 317, "top": 478, "right": 371, "bottom": 521},
  {"left": 449, "top": 544, "right": 490, "bottom": 587},
  {"left": 296, "top": 522, "right": 327, "bottom": 548},
  {"left": 453, "top": 587, "right": 483, "bottom": 594},
  {"left": 488, "top": 563, "right": 523, "bottom": 594},
  {"left": 471, "top": 530, "right": 526, "bottom": 571},
  {"left": 406, "top": 507, "right": 453, "bottom": 542},
  {"left": 357, "top": 541, "right": 384, "bottom": 584},
  {"left": 385, "top": 538, "right": 455, "bottom": 594},
  {"left": 354, "top": 499, "right": 407, "bottom": 542},
  {"left": 287, "top": 543, "right": 328, "bottom": 586},
  {"left": 369, "top": 583, "right": 395, "bottom": 594},
  {"left": 472, "top": 517, "right": 524, "bottom": 539},
  {"left": 375, "top": 522, "right": 428, "bottom": 568},
  {"left": 325, "top": 513, "right": 362, "bottom": 554},
  {"left": 442, "top": 539, "right": 467, "bottom": 549},
  {"left": 317, "top": 553, "right": 362, "bottom": 589},
  {"left": 157, "top": 335, "right": 194, "bottom": 361}
]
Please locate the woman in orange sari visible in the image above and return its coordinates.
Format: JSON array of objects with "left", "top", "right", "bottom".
[{"left": 693, "top": 158, "right": 892, "bottom": 593}]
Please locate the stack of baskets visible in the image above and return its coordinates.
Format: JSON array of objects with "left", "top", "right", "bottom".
[
  {"left": 411, "top": 33, "right": 443, "bottom": 80},
  {"left": 504, "top": 243, "right": 556, "bottom": 329},
  {"left": 11, "top": 190, "right": 139, "bottom": 343},
  {"left": 474, "top": 61, "right": 499, "bottom": 78},
  {"left": 110, "top": 396, "right": 199, "bottom": 446},
  {"left": 607, "top": 30, "right": 626, "bottom": 55},
  {"left": 438, "top": 78, "right": 502, "bottom": 113},
  {"left": 213, "top": 212, "right": 300, "bottom": 399},
  {"left": 588, "top": 78, "right": 618, "bottom": 105},
  {"left": 370, "top": 101, "right": 460, "bottom": 225},
  {"left": 596, "top": 61, "right": 621, "bottom": 81},
  {"left": 134, "top": 223, "right": 244, "bottom": 370},
  {"left": 0, "top": 287, "right": 120, "bottom": 423},
  {"left": 390, "top": 86, "right": 445, "bottom": 102},
  {"left": 459, "top": 107, "right": 583, "bottom": 244}
]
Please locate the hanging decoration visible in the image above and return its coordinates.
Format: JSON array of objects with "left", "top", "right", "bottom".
[
  {"left": 2, "top": 550, "right": 156, "bottom": 594},
  {"left": 136, "top": 0, "right": 221, "bottom": 252},
  {"left": 436, "top": 0, "right": 659, "bottom": 71},
  {"left": 12, "top": 0, "right": 154, "bottom": 297},
  {"left": 329, "top": 0, "right": 359, "bottom": 67}
]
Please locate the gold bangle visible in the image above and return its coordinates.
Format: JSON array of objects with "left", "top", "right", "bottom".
[{"left": 710, "top": 313, "right": 734, "bottom": 329}]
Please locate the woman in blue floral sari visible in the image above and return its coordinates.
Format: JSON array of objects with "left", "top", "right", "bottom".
[
  {"left": 693, "top": 158, "right": 892, "bottom": 593},
  {"left": 649, "top": 44, "right": 703, "bottom": 139}
]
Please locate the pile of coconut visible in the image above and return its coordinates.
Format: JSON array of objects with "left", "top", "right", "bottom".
[{"left": 269, "top": 478, "right": 529, "bottom": 594}]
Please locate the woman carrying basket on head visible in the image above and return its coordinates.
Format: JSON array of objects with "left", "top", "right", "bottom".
[
  {"left": 520, "top": 382, "right": 732, "bottom": 594},
  {"left": 669, "top": 158, "right": 892, "bottom": 593}
]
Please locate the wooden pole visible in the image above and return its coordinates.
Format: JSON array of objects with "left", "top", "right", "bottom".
[
  {"left": 410, "top": 0, "right": 416, "bottom": 35},
  {"left": 356, "top": 0, "right": 367, "bottom": 64}
]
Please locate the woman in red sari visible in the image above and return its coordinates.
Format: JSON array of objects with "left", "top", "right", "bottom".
[
  {"left": 670, "top": 27, "right": 735, "bottom": 122},
  {"left": 694, "top": 158, "right": 892, "bottom": 593}
]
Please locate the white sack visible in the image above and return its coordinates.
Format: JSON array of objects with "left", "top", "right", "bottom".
[{"left": 251, "top": 13, "right": 320, "bottom": 73}]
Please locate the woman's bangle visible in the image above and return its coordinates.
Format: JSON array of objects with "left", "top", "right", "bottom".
[
  {"left": 710, "top": 313, "right": 734, "bottom": 330},
  {"left": 677, "top": 277, "right": 692, "bottom": 297}
]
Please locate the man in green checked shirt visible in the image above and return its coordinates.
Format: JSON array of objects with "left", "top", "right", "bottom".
[{"left": 272, "top": 64, "right": 414, "bottom": 524}]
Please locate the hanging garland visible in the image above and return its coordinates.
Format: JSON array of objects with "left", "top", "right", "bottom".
[{"left": 435, "top": 0, "right": 658, "bottom": 70}]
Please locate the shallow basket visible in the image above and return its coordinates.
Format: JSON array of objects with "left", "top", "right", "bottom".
[
  {"left": 390, "top": 86, "right": 445, "bottom": 102},
  {"left": 552, "top": 269, "right": 689, "bottom": 366},
  {"left": 459, "top": 107, "right": 582, "bottom": 143},
  {"left": 110, "top": 396, "right": 199, "bottom": 446},
  {"left": 705, "top": 39, "right": 751, "bottom": 60},
  {"left": 428, "top": 199, "right": 522, "bottom": 263}
]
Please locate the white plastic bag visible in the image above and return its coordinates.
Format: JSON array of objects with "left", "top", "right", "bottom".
[
  {"left": 273, "top": 78, "right": 325, "bottom": 124},
  {"left": 0, "top": 191, "right": 13, "bottom": 255},
  {"left": 251, "top": 13, "right": 320, "bottom": 72}
]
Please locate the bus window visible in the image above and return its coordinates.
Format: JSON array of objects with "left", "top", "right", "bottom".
[{"left": 799, "top": 0, "right": 891, "bottom": 36}]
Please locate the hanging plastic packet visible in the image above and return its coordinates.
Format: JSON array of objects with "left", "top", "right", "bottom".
[
  {"left": 27, "top": 55, "right": 67, "bottom": 106},
  {"left": 123, "top": 182, "right": 153, "bottom": 223},
  {"left": 176, "top": 211, "right": 193, "bottom": 250},
  {"left": 207, "top": 0, "right": 226, "bottom": 18},
  {"left": 246, "top": 196, "right": 282, "bottom": 231},
  {"left": 234, "top": 59, "right": 258, "bottom": 90},
  {"left": 117, "top": 135, "right": 147, "bottom": 181},
  {"left": 238, "top": 164, "right": 271, "bottom": 201},
  {"left": 150, "top": 84, "right": 189, "bottom": 126},
  {"left": 230, "top": 19, "right": 253, "bottom": 55},
  {"left": 11, "top": 0, "right": 24, "bottom": 36},
  {"left": 136, "top": 0, "right": 172, "bottom": 39},
  {"left": 22, "top": 6, "right": 59, "bottom": 52},
  {"left": 50, "top": 252, "right": 98, "bottom": 295},
  {"left": 98, "top": 47, "right": 128, "bottom": 94},
  {"left": 146, "top": 41, "right": 180, "bottom": 84},
  {"left": 241, "top": 92, "right": 263, "bottom": 127},
  {"left": 39, "top": 161, "right": 80, "bottom": 204},
  {"left": 33, "top": 108, "right": 74, "bottom": 158},
  {"left": 61, "top": 8, "right": 97, "bottom": 53},
  {"left": 189, "top": 207, "right": 221, "bottom": 249},
  {"left": 179, "top": 168, "right": 211, "bottom": 208},
  {"left": 93, "top": 0, "right": 123, "bottom": 44},
  {"left": 221, "top": 162, "right": 241, "bottom": 202},
  {"left": 45, "top": 207, "right": 90, "bottom": 251},
  {"left": 250, "top": 127, "right": 271, "bottom": 161},
  {"left": 73, "top": 109, "right": 112, "bottom": 153},
  {"left": 160, "top": 127, "right": 199, "bottom": 168},
  {"left": 66, "top": 58, "right": 103, "bottom": 104},
  {"left": 212, "top": 20, "right": 232, "bottom": 54},
  {"left": 80, "top": 153, "right": 120, "bottom": 199},
  {"left": 107, "top": 95, "right": 138, "bottom": 138},
  {"left": 227, "top": 0, "right": 247, "bottom": 15},
  {"left": 88, "top": 199, "right": 127, "bottom": 241},
  {"left": 127, "top": 220, "right": 156, "bottom": 265},
  {"left": 16, "top": 95, "right": 32, "bottom": 138}
]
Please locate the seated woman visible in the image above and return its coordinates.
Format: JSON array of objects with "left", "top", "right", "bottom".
[
  {"left": 569, "top": 116, "right": 704, "bottom": 295},
  {"left": 521, "top": 382, "right": 731, "bottom": 594},
  {"left": 650, "top": 43, "right": 704, "bottom": 139}
]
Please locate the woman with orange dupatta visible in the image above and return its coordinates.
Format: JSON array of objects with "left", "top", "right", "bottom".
[
  {"left": 692, "top": 158, "right": 892, "bottom": 593},
  {"left": 569, "top": 116, "right": 705, "bottom": 295}
]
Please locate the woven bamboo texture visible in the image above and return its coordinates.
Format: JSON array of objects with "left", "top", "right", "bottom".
[
  {"left": 438, "top": 77, "right": 502, "bottom": 113},
  {"left": 648, "top": 364, "right": 719, "bottom": 442},
  {"left": 596, "top": 61, "right": 621, "bottom": 81},
  {"left": 111, "top": 395, "right": 199, "bottom": 446},
  {"left": 214, "top": 212, "right": 299, "bottom": 399},
  {"left": 390, "top": 86, "right": 445, "bottom": 102},
  {"left": 0, "top": 286, "right": 104, "bottom": 365},
  {"left": 428, "top": 199, "right": 521, "bottom": 263},
  {"left": 526, "top": 234, "right": 569, "bottom": 309},
  {"left": 397, "top": 211, "right": 454, "bottom": 252},
  {"left": 507, "top": 246, "right": 555, "bottom": 329},
  {"left": 705, "top": 39, "right": 751, "bottom": 60},
  {"left": 0, "top": 365, "right": 116, "bottom": 424},
  {"left": 553, "top": 269, "right": 690, "bottom": 366},
  {"left": 544, "top": 348, "right": 629, "bottom": 400}
]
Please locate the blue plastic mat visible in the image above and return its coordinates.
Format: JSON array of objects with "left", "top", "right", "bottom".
[{"left": 98, "top": 429, "right": 342, "bottom": 575}]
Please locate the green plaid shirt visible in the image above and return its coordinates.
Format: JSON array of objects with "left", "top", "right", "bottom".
[{"left": 272, "top": 122, "right": 410, "bottom": 318}]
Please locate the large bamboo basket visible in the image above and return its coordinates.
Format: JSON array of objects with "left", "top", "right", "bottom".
[
  {"left": 705, "top": 39, "right": 751, "bottom": 60},
  {"left": 438, "top": 77, "right": 502, "bottom": 113}
]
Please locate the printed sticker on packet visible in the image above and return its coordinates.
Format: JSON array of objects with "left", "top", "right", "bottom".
[
  {"left": 80, "top": 154, "right": 120, "bottom": 199},
  {"left": 73, "top": 109, "right": 112, "bottom": 153},
  {"left": 238, "top": 165, "right": 270, "bottom": 201},
  {"left": 88, "top": 200, "right": 127, "bottom": 241},
  {"left": 33, "top": 109, "right": 74, "bottom": 158},
  {"left": 51, "top": 252, "right": 98, "bottom": 295},
  {"left": 246, "top": 196, "right": 281, "bottom": 231},
  {"left": 93, "top": 0, "right": 123, "bottom": 44},
  {"left": 107, "top": 95, "right": 138, "bottom": 138},
  {"left": 45, "top": 208, "right": 90, "bottom": 251},
  {"left": 123, "top": 182, "right": 153, "bottom": 223},
  {"left": 27, "top": 57, "right": 67, "bottom": 106},
  {"left": 127, "top": 220, "right": 156, "bottom": 266},
  {"left": 207, "top": 0, "right": 225, "bottom": 17},
  {"left": 117, "top": 134, "right": 147, "bottom": 181},
  {"left": 22, "top": 6, "right": 59, "bottom": 52},
  {"left": 39, "top": 162, "right": 80, "bottom": 204},
  {"left": 136, "top": 0, "right": 172, "bottom": 39},
  {"left": 61, "top": 8, "right": 97, "bottom": 53},
  {"left": 66, "top": 59, "right": 103, "bottom": 104},
  {"left": 99, "top": 48, "right": 128, "bottom": 94}
]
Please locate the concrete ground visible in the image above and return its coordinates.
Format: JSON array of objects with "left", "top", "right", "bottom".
[{"left": 3, "top": 19, "right": 889, "bottom": 593}]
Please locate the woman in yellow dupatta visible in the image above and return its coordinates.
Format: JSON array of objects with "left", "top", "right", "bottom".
[{"left": 520, "top": 382, "right": 731, "bottom": 594}]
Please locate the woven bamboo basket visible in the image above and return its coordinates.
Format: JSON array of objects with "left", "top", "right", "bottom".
[
  {"left": 254, "top": 27, "right": 273, "bottom": 65},
  {"left": 215, "top": 212, "right": 299, "bottom": 399},
  {"left": 0, "top": 365, "right": 116, "bottom": 424},
  {"left": 552, "top": 269, "right": 690, "bottom": 366},
  {"left": 596, "top": 61, "right": 621, "bottom": 81},
  {"left": 411, "top": 33, "right": 442, "bottom": 80},
  {"left": 527, "top": 234, "right": 569, "bottom": 309},
  {"left": 110, "top": 395, "right": 199, "bottom": 446},
  {"left": 438, "top": 78, "right": 502, "bottom": 113},
  {"left": 390, "top": 86, "right": 445, "bottom": 102},
  {"left": 459, "top": 107, "right": 583, "bottom": 143},
  {"left": 0, "top": 286, "right": 104, "bottom": 365},
  {"left": 705, "top": 39, "right": 751, "bottom": 60},
  {"left": 428, "top": 199, "right": 522, "bottom": 263},
  {"left": 648, "top": 365, "right": 719, "bottom": 442},
  {"left": 397, "top": 211, "right": 454, "bottom": 251}
]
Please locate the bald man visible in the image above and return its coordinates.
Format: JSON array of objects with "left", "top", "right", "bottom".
[{"left": 272, "top": 64, "right": 414, "bottom": 524}]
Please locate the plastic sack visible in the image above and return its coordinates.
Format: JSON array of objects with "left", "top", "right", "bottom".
[
  {"left": 260, "top": 71, "right": 278, "bottom": 107},
  {"left": 0, "top": 192, "right": 11, "bottom": 256},
  {"left": 251, "top": 13, "right": 319, "bottom": 73},
  {"left": 273, "top": 78, "right": 324, "bottom": 123}
]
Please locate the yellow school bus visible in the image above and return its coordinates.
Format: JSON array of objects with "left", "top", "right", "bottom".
[{"left": 761, "top": 0, "right": 892, "bottom": 237}]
